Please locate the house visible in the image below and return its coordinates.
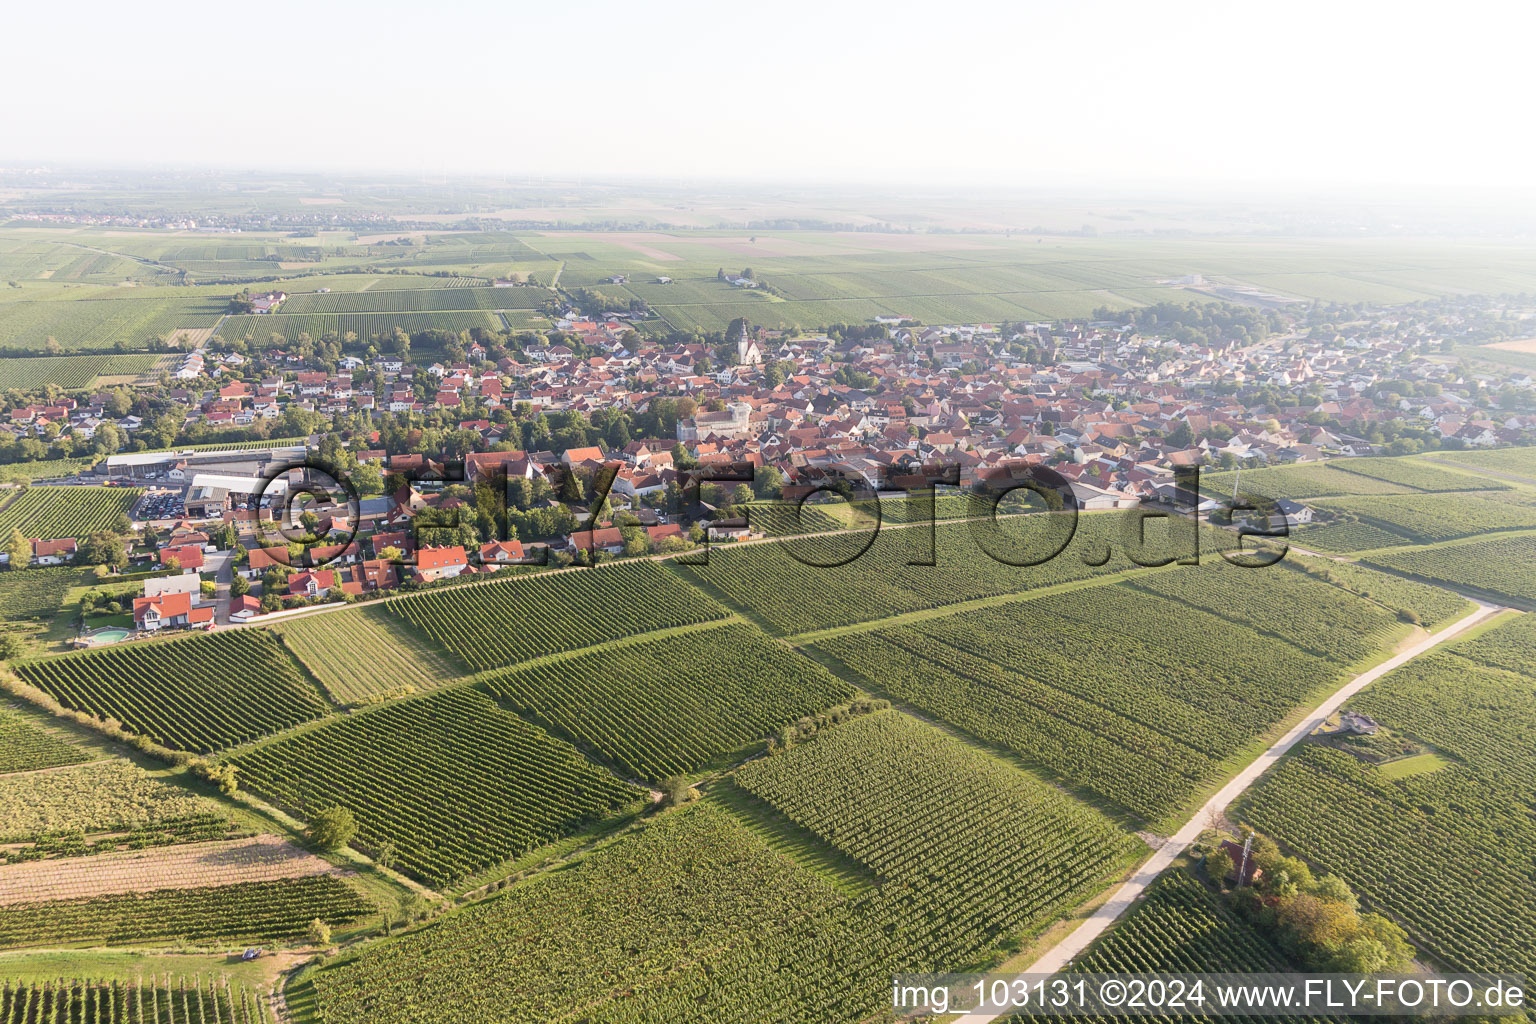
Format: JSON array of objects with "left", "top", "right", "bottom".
[
  {"left": 288, "top": 570, "right": 336, "bottom": 598},
  {"left": 479, "top": 539, "right": 525, "bottom": 564},
  {"left": 1273, "top": 498, "right": 1314, "bottom": 527},
  {"left": 30, "top": 538, "right": 77, "bottom": 566},
  {"left": 242, "top": 546, "right": 292, "bottom": 578},
  {"left": 144, "top": 574, "right": 201, "bottom": 599},
  {"left": 1217, "top": 839, "right": 1264, "bottom": 886},
  {"left": 229, "top": 594, "right": 263, "bottom": 622},
  {"left": 567, "top": 526, "right": 625, "bottom": 556},
  {"left": 158, "top": 544, "right": 205, "bottom": 572},
  {"left": 415, "top": 545, "right": 469, "bottom": 583},
  {"left": 355, "top": 558, "right": 400, "bottom": 592},
  {"left": 132, "top": 591, "right": 213, "bottom": 631}
]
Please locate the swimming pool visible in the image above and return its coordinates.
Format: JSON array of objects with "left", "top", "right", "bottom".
[{"left": 83, "top": 628, "right": 130, "bottom": 646}]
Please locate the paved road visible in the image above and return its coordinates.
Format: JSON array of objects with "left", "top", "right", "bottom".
[
  {"left": 953, "top": 597, "right": 1506, "bottom": 1023},
  {"left": 205, "top": 549, "right": 234, "bottom": 624}
]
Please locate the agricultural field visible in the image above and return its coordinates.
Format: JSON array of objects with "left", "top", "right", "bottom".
[
  {"left": 0, "top": 566, "right": 84, "bottom": 622},
  {"left": 677, "top": 512, "right": 1195, "bottom": 637},
  {"left": 306, "top": 711, "right": 1138, "bottom": 1024},
  {"left": 1306, "top": 491, "right": 1536, "bottom": 548},
  {"left": 0, "top": 485, "right": 140, "bottom": 539},
  {"left": 1365, "top": 534, "right": 1536, "bottom": 606},
  {"left": 0, "top": 296, "right": 226, "bottom": 353},
  {"left": 481, "top": 623, "right": 853, "bottom": 780},
  {"left": 277, "top": 605, "right": 466, "bottom": 705},
  {"left": 0, "top": 834, "right": 339, "bottom": 904},
  {"left": 1286, "top": 555, "right": 1472, "bottom": 629},
  {"left": 1326, "top": 456, "right": 1502, "bottom": 492},
  {"left": 0, "top": 354, "right": 111, "bottom": 390},
  {"left": 1202, "top": 462, "right": 1412, "bottom": 500},
  {"left": 738, "top": 500, "right": 847, "bottom": 536},
  {"left": 387, "top": 561, "right": 728, "bottom": 672},
  {"left": 1431, "top": 446, "right": 1536, "bottom": 480},
  {"left": 13, "top": 630, "right": 332, "bottom": 753},
  {"left": 0, "top": 760, "right": 224, "bottom": 843},
  {"left": 817, "top": 582, "right": 1348, "bottom": 822},
  {"left": 231, "top": 687, "right": 641, "bottom": 888},
  {"left": 1293, "top": 520, "right": 1413, "bottom": 553},
  {"left": 281, "top": 286, "right": 553, "bottom": 313},
  {"left": 0, "top": 875, "right": 370, "bottom": 950},
  {"left": 1243, "top": 613, "right": 1536, "bottom": 978},
  {"left": 0, "top": 704, "right": 90, "bottom": 774},
  {"left": 0, "top": 976, "right": 274, "bottom": 1024},
  {"left": 0, "top": 458, "right": 99, "bottom": 483},
  {"left": 214, "top": 310, "right": 501, "bottom": 346}
]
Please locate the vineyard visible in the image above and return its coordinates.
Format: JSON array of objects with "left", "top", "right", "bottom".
[
  {"left": 277, "top": 606, "right": 466, "bottom": 704},
  {"left": 1326, "top": 456, "right": 1504, "bottom": 492},
  {"left": 387, "top": 561, "right": 729, "bottom": 671},
  {"left": 0, "top": 566, "right": 82, "bottom": 622},
  {"left": 481, "top": 624, "right": 853, "bottom": 780},
  {"left": 13, "top": 630, "right": 333, "bottom": 753},
  {"left": 0, "top": 875, "right": 370, "bottom": 949},
  {"left": 1365, "top": 534, "right": 1536, "bottom": 605},
  {"left": 1432, "top": 446, "right": 1536, "bottom": 480},
  {"left": 0, "top": 706, "right": 89, "bottom": 774},
  {"left": 1286, "top": 555, "right": 1471, "bottom": 629},
  {"left": 308, "top": 711, "right": 1138, "bottom": 1024},
  {"left": 1126, "top": 556, "right": 1400, "bottom": 662},
  {"left": 1294, "top": 520, "right": 1411, "bottom": 553},
  {"left": 281, "top": 286, "right": 554, "bottom": 313},
  {"left": 0, "top": 355, "right": 112, "bottom": 390},
  {"left": 816, "top": 584, "right": 1343, "bottom": 822},
  {"left": 678, "top": 513, "right": 1179, "bottom": 636},
  {"left": 0, "top": 295, "right": 226, "bottom": 353},
  {"left": 214, "top": 310, "right": 501, "bottom": 346},
  {"left": 0, "top": 458, "right": 99, "bottom": 484},
  {"left": 1307, "top": 492, "right": 1536, "bottom": 546},
  {"left": 1243, "top": 613, "right": 1536, "bottom": 978},
  {"left": 0, "top": 486, "right": 140, "bottom": 539},
  {"left": 231, "top": 688, "right": 641, "bottom": 887},
  {"left": 1243, "top": 745, "right": 1536, "bottom": 978},
  {"left": 737, "top": 501, "right": 847, "bottom": 537},
  {"left": 0, "top": 761, "right": 222, "bottom": 842},
  {"left": 0, "top": 976, "right": 273, "bottom": 1024},
  {"left": 1203, "top": 462, "right": 1410, "bottom": 500}
]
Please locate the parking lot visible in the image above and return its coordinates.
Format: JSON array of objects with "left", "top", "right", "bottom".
[{"left": 134, "top": 490, "right": 187, "bottom": 520}]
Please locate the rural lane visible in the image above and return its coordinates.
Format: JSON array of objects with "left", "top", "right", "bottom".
[{"left": 953, "top": 596, "right": 1506, "bottom": 1024}]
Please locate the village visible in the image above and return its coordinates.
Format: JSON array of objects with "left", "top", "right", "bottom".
[{"left": 3, "top": 293, "right": 1535, "bottom": 641}]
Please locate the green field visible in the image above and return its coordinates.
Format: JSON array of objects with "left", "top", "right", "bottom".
[
  {"left": 276, "top": 606, "right": 467, "bottom": 705},
  {"left": 481, "top": 623, "right": 853, "bottom": 780},
  {"left": 215, "top": 310, "right": 501, "bottom": 346},
  {"left": 388, "top": 561, "right": 729, "bottom": 672},
  {"left": 0, "top": 705, "right": 90, "bottom": 774},
  {"left": 0, "top": 296, "right": 225, "bottom": 353},
  {"left": 231, "top": 688, "right": 641, "bottom": 888},
  {"left": 304, "top": 710, "right": 1138, "bottom": 1024},
  {"left": 281, "top": 286, "right": 553, "bottom": 313},
  {"left": 0, "top": 975, "right": 274, "bottom": 1024},
  {"left": 1365, "top": 534, "right": 1536, "bottom": 605},
  {"left": 0, "top": 760, "right": 223, "bottom": 842},
  {"left": 0, "top": 486, "right": 140, "bottom": 540},
  {"left": 14, "top": 630, "right": 332, "bottom": 753}
]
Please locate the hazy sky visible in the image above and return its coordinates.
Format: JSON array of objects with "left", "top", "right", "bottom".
[{"left": 4, "top": 0, "right": 1530, "bottom": 190}]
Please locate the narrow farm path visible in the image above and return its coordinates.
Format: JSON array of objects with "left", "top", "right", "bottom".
[{"left": 952, "top": 596, "right": 1506, "bottom": 1024}]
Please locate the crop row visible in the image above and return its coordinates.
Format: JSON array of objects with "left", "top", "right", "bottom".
[
  {"left": 231, "top": 688, "right": 640, "bottom": 888},
  {"left": 14, "top": 630, "right": 332, "bottom": 753},
  {"left": 0, "top": 355, "right": 109, "bottom": 390},
  {"left": 215, "top": 310, "right": 500, "bottom": 346},
  {"left": 1313, "top": 491, "right": 1536, "bottom": 545},
  {"left": 277, "top": 606, "right": 465, "bottom": 705},
  {"left": 679, "top": 512, "right": 1171, "bottom": 636},
  {"left": 281, "top": 286, "right": 554, "bottom": 314},
  {"left": 1, "top": 975, "right": 273, "bottom": 1024},
  {"left": 481, "top": 624, "right": 853, "bottom": 780},
  {"left": 1286, "top": 554, "right": 1471, "bottom": 629},
  {"left": 1326, "top": 456, "right": 1504, "bottom": 492},
  {"left": 0, "top": 565, "right": 82, "bottom": 621},
  {"left": 0, "top": 761, "right": 223, "bottom": 843},
  {"left": 309, "top": 711, "right": 1138, "bottom": 1024},
  {"left": 818, "top": 584, "right": 1344, "bottom": 822},
  {"left": 388, "top": 561, "right": 729, "bottom": 671},
  {"left": 0, "top": 875, "right": 370, "bottom": 950},
  {"left": 0, "top": 705, "right": 89, "bottom": 774},
  {"left": 1244, "top": 745, "right": 1536, "bottom": 976},
  {"left": 1365, "top": 534, "right": 1536, "bottom": 605},
  {"left": 0, "top": 486, "right": 140, "bottom": 540}
]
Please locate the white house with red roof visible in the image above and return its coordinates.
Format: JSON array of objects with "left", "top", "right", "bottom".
[
  {"left": 414, "top": 545, "right": 469, "bottom": 583},
  {"left": 133, "top": 591, "right": 214, "bottom": 631}
]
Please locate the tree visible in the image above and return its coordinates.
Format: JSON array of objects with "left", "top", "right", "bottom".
[
  {"left": 659, "top": 775, "right": 697, "bottom": 808},
  {"left": 163, "top": 556, "right": 180, "bottom": 573},
  {"left": 374, "top": 838, "right": 397, "bottom": 870},
  {"left": 307, "top": 806, "right": 358, "bottom": 851},
  {"left": 79, "top": 530, "right": 127, "bottom": 570},
  {"left": 230, "top": 574, "right": 250, "bottom": 598},
  {"left": 1206, "top": 849, "right": 1235, "bottom": 884},
  {"left": 306, "top": 918, "right": 332, "bottom": 947},
  {"left": 0, "top": 634, "right": 21, "bottom": 661},
  {"left": 4, "top": 528, "right": 30, "bottom": 570}
]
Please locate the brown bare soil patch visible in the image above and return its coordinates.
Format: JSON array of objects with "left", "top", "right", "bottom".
[{"left": 0, "top": 835, "right": 341, "bottom": 905}]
